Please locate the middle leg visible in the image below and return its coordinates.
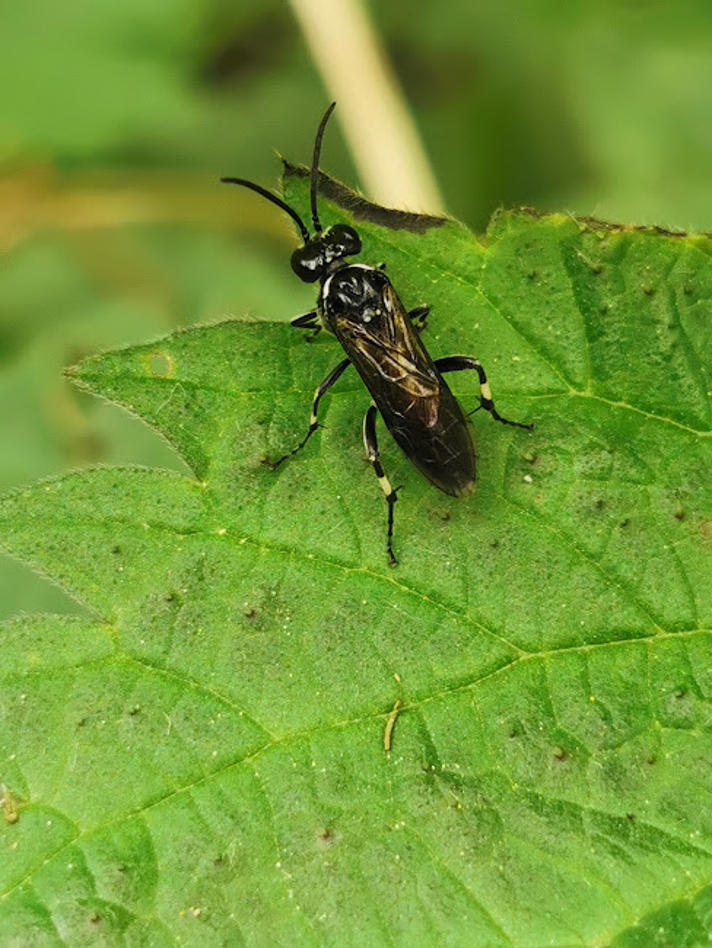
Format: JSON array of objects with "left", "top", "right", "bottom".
[
  {"left": 269, "top": 357, "right": 351, "bottom": 469},
  {"left": 408, "top": 304, "right": 430, "bottom": 331}
]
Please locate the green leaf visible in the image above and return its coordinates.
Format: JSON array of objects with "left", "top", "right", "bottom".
[{"left": 1, "top": 176, "right": 711, "bottom": 944}]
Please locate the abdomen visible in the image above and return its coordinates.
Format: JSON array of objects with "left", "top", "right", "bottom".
[{"left": 377, "top": 376, "right": 476, "bottom": 498}]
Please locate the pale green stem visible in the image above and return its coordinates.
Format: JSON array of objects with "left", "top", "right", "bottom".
[{"left": 288, "top": 0, "right": 446, "bottom": 214}]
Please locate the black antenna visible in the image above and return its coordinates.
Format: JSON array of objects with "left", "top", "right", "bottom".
[
  {"left": 310, "top": 101, "right": 336, "bottom": 235},
  {"left": 221, "top": 177, "right": 311, "bottom": 245}
]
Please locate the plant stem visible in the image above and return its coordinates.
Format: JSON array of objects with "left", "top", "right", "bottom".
[{"left": 288, "top": 0, "right": 445, "bottom": 214}]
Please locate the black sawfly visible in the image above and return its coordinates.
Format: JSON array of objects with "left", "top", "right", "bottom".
[{"left": 222, "top": 102, "right": 532, "bottom": 565}]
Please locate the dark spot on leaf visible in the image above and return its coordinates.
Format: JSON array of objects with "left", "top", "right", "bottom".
[
  {"left": 89, "top": 914, "right": 101, "bottom": 925},
  {"left": 491, "top": 538, "right": 500, "bottom": 549},
  {"left": 674, "top": 688, "right": 686, "bottom": 699},
  {"left": 523, "top": 452, "right": 538, "bottom": 465},
  {"left": 594, "top": 498, "right": 605, "bottom": 511},
  {"left": 626, "top": 813, "right": 635, "bottom": 821},
  {"left": 674, "top": 510, "right": 685, "bottom": 521},
  {"left": 527, "top": 271, "right": 538, "bottom": 281},
  {"left": 245, "top": 608, "right": 257, "bottom": 620},
  {"left": 683, "top": 286, "right": 693, "bottom": 296},
  {"left": 129, "top": 705, "right": 141, "bottom": 716},
  {"left": 111, "top": 545, "right": 121, "bottom": 555},
  {"left": 317, "top": 828, "right": 334, "bottom": 848},
  {"left": 283, "top": 163, "right": 448, "bottom": 234},
  {"left": 553, "top": 747, "right": 568, "bottom": 761},
  {"left": 643, "top": 286, "right": 655, "bottom": 296},
  {"left": 619, "top": 519, "right": 630, "bottom": 528},
  {"left": 647, "top": 756, "right": 657, "bottom": 766},
  {"left": 430, "top": 508, "right": 450, "bottom": 522}
]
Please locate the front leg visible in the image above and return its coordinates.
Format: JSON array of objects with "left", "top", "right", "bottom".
[
  {"left": 290, "top": 310, "right": 321, "bottom": 340},
  {"left": 269, "top": 358, "right": 351, "bottom": 469},
  {"left": 435, "top": 355, "right": 533, "bottom": 430}
]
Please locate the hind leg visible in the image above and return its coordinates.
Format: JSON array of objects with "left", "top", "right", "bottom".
[
  {"left": 435, "top": 356, "right": 533, "bottom": 429},
  {"left": 363, "top": 404, "right": 399, "bottom": 566}
]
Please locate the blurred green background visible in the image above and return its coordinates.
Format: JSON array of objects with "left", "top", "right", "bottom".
[{"left": 1, "top": 0, "right": 710, "bottom": 618}]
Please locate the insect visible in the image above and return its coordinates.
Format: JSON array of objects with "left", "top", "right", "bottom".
[{"left": 222, "top": 103, "right": 532, "bottom": 565}]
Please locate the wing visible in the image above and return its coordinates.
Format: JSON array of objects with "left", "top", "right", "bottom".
[
  {"left": 334, "top": 279, "right": 441, "bottom": 428},
  {"left": 326, "top": 267, "right": 476, "bottom": 495}
]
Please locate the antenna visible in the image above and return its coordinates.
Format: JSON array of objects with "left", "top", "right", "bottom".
[
  {"left": 220, "top": 177, "right": 311, "bottom": 244},
  {"left": 310, "top": 101, "right": 336, "bottom": 235}
]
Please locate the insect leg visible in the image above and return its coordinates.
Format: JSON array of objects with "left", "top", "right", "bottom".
[
  {"left": 291, "top": 311, "right": 318, "bottom": 328},
  {"left": 270, "top": 358, "right": 351, "bottom": 469},
  {"left": 290, "top": 311, "right": 321, "bottom": 340},
  {"left": 435, "top": 356, "right": 533, "bottom": 430},
  {"left": 363, "top": 404, "right": 398, "bottom": 566},
  {"left": 408, "top": 304, "right": 430, "bottom": 331}
]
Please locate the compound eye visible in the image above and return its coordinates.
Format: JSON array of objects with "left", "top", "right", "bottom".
[
  {"left": 324, "top": 224, "right": 361, "bottom": 261},
  {"left": 290, "top": 244, "right": 325, "bottom": 283}
]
